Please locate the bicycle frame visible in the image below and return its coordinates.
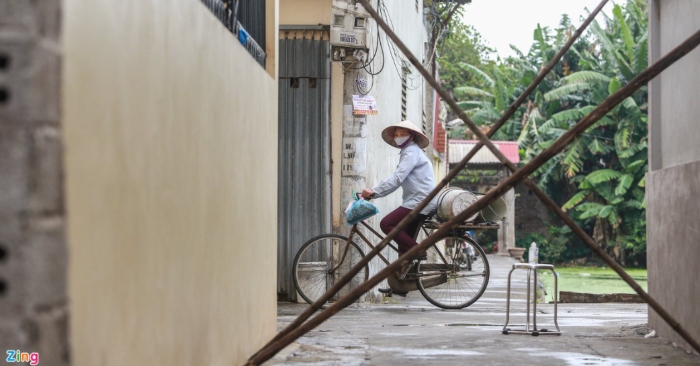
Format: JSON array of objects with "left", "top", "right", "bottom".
[
  {"left": 292, "top": 217, "right": 497, "bottom": 309},
  {"left": 346, "top": 221, "right": 449, "bottom": 268},
  {"left": 347, "top": 219, "right": 498, "bottom": 265},
  {"left": 344, "top": 219, "right": 497, "bottom": 285}
]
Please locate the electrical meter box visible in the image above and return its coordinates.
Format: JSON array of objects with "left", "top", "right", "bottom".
[{"left": 330, "top": 0, "right": 369, "bottom": 60}]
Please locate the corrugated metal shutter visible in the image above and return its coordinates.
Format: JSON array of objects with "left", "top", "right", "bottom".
[{"left": 278, "top": 29, "right": 331, "bottom": 300}]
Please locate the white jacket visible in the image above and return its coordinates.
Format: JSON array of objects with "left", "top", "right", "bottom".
[{"left": 371, "top": 142, "right": 438, "bottom": 215}]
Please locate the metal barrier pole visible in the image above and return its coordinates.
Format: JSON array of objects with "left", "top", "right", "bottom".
[
  {"left": 250, "top": 3, "right": 607, "bottom": 358},
  {"left": 359, "top": 0, "right": 700, "bottom": 352},
  {"left": 456, "top": 0, "right": 609, "bottom": 165},
  {"left": 358, "top": 0, "right": 700, "bottom": 356},
  {"left": 246, "top": 3, "right": 700, "bottom": 364}
]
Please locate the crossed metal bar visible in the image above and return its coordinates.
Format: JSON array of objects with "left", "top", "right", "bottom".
[{"left": 246, "top": 1, "right": 700, "bottom": 363}]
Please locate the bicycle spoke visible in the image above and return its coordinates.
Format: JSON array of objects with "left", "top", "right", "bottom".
[
  {"left": 293, "top": 235, "right": 370, "bottom": 306},
  {"left": 416, "top": 236, "right": 490, "bottom": 309}
]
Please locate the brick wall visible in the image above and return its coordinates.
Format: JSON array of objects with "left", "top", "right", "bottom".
[
  {"left": 434, "top": 121, "right": 446, "bottom": 154},
  {"left": 0, "top": 1, "right": 68, "bottom": 364}
]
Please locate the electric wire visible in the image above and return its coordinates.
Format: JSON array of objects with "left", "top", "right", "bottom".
[{"left": 349, "top": 1, "right": 463, "bottom": 103}]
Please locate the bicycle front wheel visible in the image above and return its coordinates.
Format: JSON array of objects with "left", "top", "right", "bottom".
[
  {"left": 292, "top": 234, "right": 370, "bottom": 306},
  {"left": 416, "top": 235, "right": 490, "bottom": 309}
]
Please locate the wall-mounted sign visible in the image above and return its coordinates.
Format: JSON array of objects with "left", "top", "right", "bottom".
[
  {"left": 339, "top": 32, "right": 358, "bottom": 45},
  {"left": 352, "top": 95, "right": 378, "bottom": 115},
  {"left": 341, "top": 137, "right": 366, "bottom": 176}
]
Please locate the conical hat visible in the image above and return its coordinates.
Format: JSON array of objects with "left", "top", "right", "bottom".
[{"left": 381, "top": 120, "right": 430, "bottom": 149}]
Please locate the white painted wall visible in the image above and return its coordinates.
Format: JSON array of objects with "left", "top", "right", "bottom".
[
  {"left": 63, "top": 0, "right": 279, "bottom": 364},
  {"left": 278, "top": 0, "right": 432, "bottom": 300},
  {"left": 647, "top": 0, "right": 700, "bottom": 353},
  {"left": 361, "top": 0, "right": 429, "bottom": 221},
  {"left": 654, "top": 0, "right": 700, "bottom": 169},
  {"left": 342, "top": 0, "right": 430, "bottom": 293}
]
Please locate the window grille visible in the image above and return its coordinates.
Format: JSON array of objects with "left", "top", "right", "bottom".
[{"left": 201, "top": 0, "right": 266, "bottom": 68}]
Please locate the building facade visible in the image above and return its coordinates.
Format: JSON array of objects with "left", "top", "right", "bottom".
[
  {"left": 447, "top": 140, "right": 518, "bottom": 255},
  {"left": 3, "top": 0, "right": 280, "bottom": 365},
  {"left": 0, "top": 1, "right": 68, "bottom": 364},
  {"left": 647, "top": 0, "right": 700, "bottom": 353},
  {"left": 278, "top": 0, "right": 439, "bottom": 301}
]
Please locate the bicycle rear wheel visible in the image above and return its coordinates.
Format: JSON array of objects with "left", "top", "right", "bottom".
[
  {"left": 293, "top": 234, "right": 370, "bottom": 306},
  {"left": 416, "top": 235, "right": 490, "bottom": 309}
]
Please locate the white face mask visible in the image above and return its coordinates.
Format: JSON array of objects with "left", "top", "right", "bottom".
[{"left": 394, "top": 136, "right": 410, "bottom": 146}]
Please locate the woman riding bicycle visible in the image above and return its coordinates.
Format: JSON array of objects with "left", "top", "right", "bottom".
[
  {"left": 361, "top": 120, "right": 438, "bottom": 260},
  {"left": 294, "top": 121, "right": 490, "bottom": 306}
]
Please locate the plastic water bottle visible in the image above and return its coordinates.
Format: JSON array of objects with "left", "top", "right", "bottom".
[{"left": 529, "top": 242, "right": 539, "bottom": 264}]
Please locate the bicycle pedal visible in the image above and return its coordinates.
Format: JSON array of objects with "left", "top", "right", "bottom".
[
  {"left": 398, "top": 265, "right": 413, "bottom": 279},
  {"left": 400, "top": 264, "right": 421, "bottom": 280}
]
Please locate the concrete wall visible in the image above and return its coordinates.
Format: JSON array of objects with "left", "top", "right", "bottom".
[
  {"left": 280, "top": 0, "right": 332, "bottom": 25},
  {"left": 341, "top": 0, "right": 427, "bottom": 227},
  {"left": 649, "top": 0, "right": 700, "bottom": 170},
  {"left": 0, "top": 0, "right": 68, "bottom": 364},
  {"left": 63, "top": 0, "right": 278, "bottom": 365},
  {"left": 347, "top": 0, "right": 428, "bottom": 223},
  {"left": 331, "top": 62, "right": 344, "bottom": 228},
  {"left": 279, "top": 0, "right": 430, "bottom": 300},
  {"left": 647, "top": 0, "right": 700, "bottom": 353},
  {"left": 514, "top": 184, "right": 550, "bottom": 237},
  {"left": 340, "top": 0, "right": 429, "bottom": 297},
  {"left": 281, "top": 0, "right": 429, "bottom": 229}
]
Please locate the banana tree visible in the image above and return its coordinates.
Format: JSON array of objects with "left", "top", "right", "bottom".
[
  {"left": 451, "top": 62, "right": 527, "bottom": 141},
  {"left": 537, "top": 0, "right": 649, "bottom": 265},
  {"left": 446, "top": 0, "right": 649, "bottom": 265}
]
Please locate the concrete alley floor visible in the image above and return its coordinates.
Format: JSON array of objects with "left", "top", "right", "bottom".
[{"left": 266, "top": 255, "right": 700, "bottom": 365}]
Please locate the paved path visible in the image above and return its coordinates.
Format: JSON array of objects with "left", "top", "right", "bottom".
[{"left": 265, "top": 255, "right": 700, "bottom": 365}]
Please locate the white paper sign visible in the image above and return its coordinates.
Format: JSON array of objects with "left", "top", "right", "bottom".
[{"left": 352, "top": 95, "right": 378, "bottom": 115}]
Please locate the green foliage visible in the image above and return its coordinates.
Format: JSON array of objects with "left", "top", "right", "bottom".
[
  {"left": 562, "top": 191, "right": 588, "bottom": 211},
  {"left": 544, "top": 83, "right": 593, "bottom": 102},
  {"left": 436, "top": 22, "right": 495, "bottom": 91},
  {"left": 586, "top": 169, "right": 622, "bottom": 184},
  {"left": 439, "top": 0, "right": 649, "bottom": 266},
  {"left": 453, "top": 86, "right": 493, "bottom": 98},
  {"left": 515, "top": 226, "right": 570, "bottom": 265},
  {"left": 459, "top": 62, "right": 494, "bottom": 87}
]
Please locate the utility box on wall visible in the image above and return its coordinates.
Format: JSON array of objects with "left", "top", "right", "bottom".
[{"left": 330, "top": 0, "right": 369, "bottom": 62}]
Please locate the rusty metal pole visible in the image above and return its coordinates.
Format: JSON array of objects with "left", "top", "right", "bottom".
[
  {"left": 246, "top": 13, "right": 700, "bottom": 365},
  {"left": 258, "top": 4, "right": 606, "bottom": 353},
  {"left": 460, "top": 0, "right": 609, "bottom": 161},
  {"left": 356, "top": 0, "right": 700, "bottom": 354},
  {"left": 434, "top": 0, "right": 649, "bottom": 305}
]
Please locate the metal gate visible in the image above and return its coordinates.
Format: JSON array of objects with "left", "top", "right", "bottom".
[{"left": 278, "top": 28, "right": 331, "bottom": 300}]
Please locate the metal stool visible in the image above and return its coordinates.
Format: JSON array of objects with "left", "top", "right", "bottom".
[{"left": 502, "top": 263, "right": 561, "bottom": 336}]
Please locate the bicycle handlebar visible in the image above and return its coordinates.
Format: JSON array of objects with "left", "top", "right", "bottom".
[{"left": 356, "top": 192, "right": 376, "bottom": 200}]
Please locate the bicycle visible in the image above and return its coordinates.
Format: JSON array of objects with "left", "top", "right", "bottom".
[{"left": 292, "top": 210, "right": 498, "bottom": 309}]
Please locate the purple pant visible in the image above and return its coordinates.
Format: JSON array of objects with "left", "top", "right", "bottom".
[{"left": 380, "top": 206, "right": 427, "bottom": 254}]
